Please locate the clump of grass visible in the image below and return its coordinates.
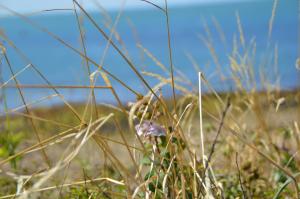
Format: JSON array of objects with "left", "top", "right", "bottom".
[{"left": 0, "top": 0, "right": 299, "bottom": 198}]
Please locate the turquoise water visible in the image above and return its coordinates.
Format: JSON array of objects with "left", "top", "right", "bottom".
[{"left": 0, "top": 0, "right": 298, "bottom": 109}]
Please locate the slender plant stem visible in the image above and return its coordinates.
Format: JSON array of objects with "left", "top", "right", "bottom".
[
  {"left": 3, "top": 53, "right": 51, "bottom": 167},
  {"left": 164, "top": 0, "right": 177, "bottom": 113}
]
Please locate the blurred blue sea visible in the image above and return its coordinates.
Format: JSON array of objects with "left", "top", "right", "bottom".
[{"left": 0, "top": 0, "right": 298, "bottom": 109}]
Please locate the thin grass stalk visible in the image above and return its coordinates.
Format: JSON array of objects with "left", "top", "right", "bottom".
[
  {"left": 0, "top": 35, "right": 86, "bottom": 123},
  {"left": 3, "top": 53, "right": 51, "bottom": 167},
  {"left": 73, "top": 1, "right": 126, "bottom": 180},
  {"left": 204, "top": 109, "right": 300, "bottom": 199},
  {"left": 0, "top": 4, "right": 140, "bottom": 96},
  {"left": 204, "top": 98, "right": 231, "bottom": 173},
  {"left": 25, "top": 115, "right": 112, "bottom": 196},
  {"left": 1, "top": 94, "right": 59, "bottom": 116},
  {"left": 1, "top": 84, "right": 111, "bottom": 89},
  {"left": 92, "top": 135, "right": 138, "bottom": 193},
  {"left": 93, "top": 1, "right": 128, "bottom": 115},
  {"left": 72, "top": 1, "right": 158, "bottom": 99},
  {"left": 73, "top": 1, "right": 183, "bottom": 134},
  {"left": 211, "top": 16, "right": 228, "bottom": 50},
  {"left": 57, "top": 161, "right": 72, "bottom": 198},
  {"left": 268, "top": 0, "right": 278, "bottom": 42},
  {"left": 298, "top": 0, "right": 300, "bottom": 60},
  {"left": 0, "top": 177, "right": 125, "bottom": 199},
  {"left": 0, "top": 64, "right": 32, "bottom": 89},
  {"left": 140, "top": 0, "right": 165, "bottom": 11},
  {"left": 198, "top": 72, "right": 205, "bottom": 167},
  {"left": 0, "top": 124, "right": 82, "bottom": 167},
  {"left": 235, "top": 153, "right": 246, "bottom": 199},
  {"left": 273, "top": 173, "right": 300, "bottom": 199},
  {"left": 137, "top": 43, "right": 169, "bottom": 75},
  {"left": 73, "top": 1, "right": 99, "bottom": 119},
  {"left": 236, "top": 12, "right": 245, "bottom": 49},
  {"left": 94, "top": 135, "right": 142, "bottom": 151},
  {"left": 7, "top": 111, "right": 73, "bottom": 128},
  {"left": 93, "top": 135, "right": 135, "bottom": 181},
  {"left": 198, "top": 71, "right": 215, "bottom": 198},
  {"left": 113, "top": 117, "right": 144, "bottom": 183},
  {"left": 164, "top": 0, "right": 177, "bottom": 113}
]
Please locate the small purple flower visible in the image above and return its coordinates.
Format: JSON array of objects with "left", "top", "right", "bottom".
[{"left": 135, "top": 121, "right": 166, "bottom": 137}]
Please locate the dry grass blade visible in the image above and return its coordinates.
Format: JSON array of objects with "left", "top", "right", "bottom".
[
  {"left": 198, "top": 72, "right": 205, "bottom": 165},
  {"left": 22, "top": 114, "right": 114, "bottom": 197},
  {"left": 141, "top": 71, "right": 191, "bottom": 94},
  {"left": 204, "top": 109, "right": 300, "bottom": 199},
  {"left": 0, "top": 123, "right": 80, "bottom": 167},
  {"left": 236, "top": 12, "right": 245, "bottom": 49},
  {"left": 211, "top": 16, "right": 228, "bottom": 49},
  {"left": 6, "top": 111, "right": 73, "bottom": 128},
  {"left": 0, "top": 177, "right": 125, "bottom": 199},
  {"left": 3, "top": 53, "right": 51, "bottom": 167},
  {"left": 72, "top": 1, "right": 99, "bottom": 119},
  {"left": 90, "top": 0, "right": 128, "bottom": 115},
  {"left": 164, "top": 0, "right": 177, "bottom": 112},
  {"left": 75, "top": 0, "right": 179, "bottom": 128},
  {"left": 1, "top": 94, "right": 59, "bottom": 115},
  {"left": 72, "top": 0, "right": 158, "bottom": 99},
  {"left": 1, "top": 84, "right": 112, "bottom": 89},
  {"left": 235, "top": 153, "right": 246, "bottom": 199},
  {"left": 0, "top": 34, "right": 86, "bottom": 123},
  {"left": 268, "top": 0, "right": 278, "bottom": 41},
  {"left": 0, "top": 3, "right": 139, "bottom": 97},
  {"left": 204, "top": 98, "right": 231, "bottom": 172},
  {"left": 0, "top": 64, "right": 31, "bottom": 89},
  {"left": 140, "top": 0, "right": 165, "bottom": 12},
  {"left": 137, "top": 43, "right": 169, "bottom": 75}
]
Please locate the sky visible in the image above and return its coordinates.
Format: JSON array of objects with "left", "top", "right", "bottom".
[{"left": 0, "top": 0, "right": 248, "bottom": 15}]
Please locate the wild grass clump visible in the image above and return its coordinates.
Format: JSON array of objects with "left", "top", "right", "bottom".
[{"left": 0, "top": 0, "right": 299, "bottom": 198}]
